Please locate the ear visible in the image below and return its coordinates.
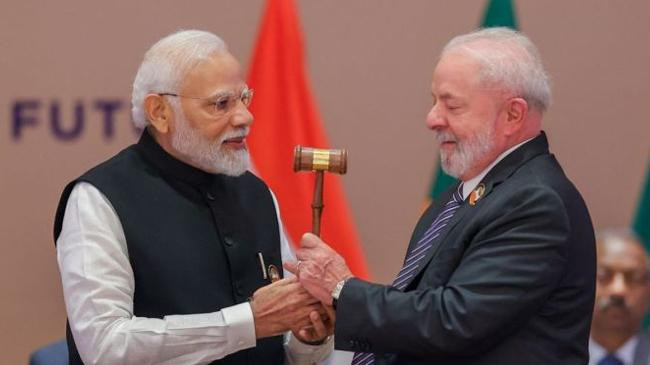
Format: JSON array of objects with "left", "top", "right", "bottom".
[
  {"left": 503, "top": 97, "right": 528, "bottom": 136},
  {"left": 144, "top": 94, "right": 172, "bottom": 134}
]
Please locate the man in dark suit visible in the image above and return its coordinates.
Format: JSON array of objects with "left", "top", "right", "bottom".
[
  {"left": 285, "top": 27, "right": 596, "bottom": 364},
  {"left": 590, "top": 229, "right": 650, "bottom": 365}
]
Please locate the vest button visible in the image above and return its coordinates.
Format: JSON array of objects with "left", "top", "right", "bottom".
[
  {"left": 224, "top": 237, "right": 234, "bottom": 246},
  {"left": 206, "top": 192, "right": 215, "bottom": 201}
]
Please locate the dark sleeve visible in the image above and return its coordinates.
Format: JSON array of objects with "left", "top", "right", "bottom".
[{"left": 334, "top": 185, "right": 570, "bottom": 357}]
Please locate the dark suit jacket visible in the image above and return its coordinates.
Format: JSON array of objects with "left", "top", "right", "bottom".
[
  {"left": 335, "top": 133, "right": 596, "bottom": 364},
  {"left": 633, "top": 332, "right": 650, "bottom": 365}
]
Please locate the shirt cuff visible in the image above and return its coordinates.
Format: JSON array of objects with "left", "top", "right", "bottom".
[
  {"left": 286, "top": 332, "right": 334, "bottom": 355},
  {"left": 222, "top": 302, "right": 256, "bottom": 352}
]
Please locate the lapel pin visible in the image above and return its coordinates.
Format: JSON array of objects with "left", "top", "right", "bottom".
[
  {"left": 267, "top": 265, "right": 280, "bottom": 282},
  {"left": 469, "top": 183, "right": 486, "bottom": 206}
]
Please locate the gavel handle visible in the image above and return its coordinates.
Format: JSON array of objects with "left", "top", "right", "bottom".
[{"left": 311, "top": 171, "right": 324, "bottom": 236}]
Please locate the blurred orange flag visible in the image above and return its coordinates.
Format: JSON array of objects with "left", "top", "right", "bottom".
[{"left": 247, "top": 0, "right": 369, "bottom": 278}]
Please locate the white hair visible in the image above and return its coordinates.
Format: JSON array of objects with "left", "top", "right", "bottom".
[
  {"left": 436, "top": 123, "right": 495, "bottom": 178},
  {"left": 596, "top": 228, "right": 649, "bottom": 271},
  {"left": 131, "top": 30, "right": 227, "bottom": 128},
  {"left": 442, "top": 27, "right": 551, "bottom": 113}
]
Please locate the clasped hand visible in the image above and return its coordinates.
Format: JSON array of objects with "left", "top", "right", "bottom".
[
  {"left": 284, "top": 233, "right": 353, "bottom": 306},
  {"left": 250, "top": 233, "right": 352, "bottom": 343},
  {"left": 250, "top": 276, "right": 334, "bottom": 343}
]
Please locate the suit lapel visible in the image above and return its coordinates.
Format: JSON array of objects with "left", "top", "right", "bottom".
[
  {"left": 403, "top": 186, "right": 457, "bottom": 259},
  {"left": 401, "top": 132, "right": 552, "bottom": 290},
  {"left": 633, "top": 332, "right": 650, "bottom": 365},
  {"left": 402, "top": 199, "right": 472, "bottom": 289}
]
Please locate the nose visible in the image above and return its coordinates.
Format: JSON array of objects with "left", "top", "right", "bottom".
[
  {"left": 231, "top": 103, "right": 253, "bottom": 128},
  {"left": 426, "top": 103, "right": 446, "bottom": 130},
  {"left": 610, "top": 272, "right": 628, "bottom": 296}
]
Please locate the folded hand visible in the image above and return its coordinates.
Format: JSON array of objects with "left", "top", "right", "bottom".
[{"left": 250, "top": 277, "right": 323, "bottom": 338}]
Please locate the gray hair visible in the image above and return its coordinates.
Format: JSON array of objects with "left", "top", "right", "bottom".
[
  {"left": 442, "top": 27, "right": 551, "bottom": 113},
  {"left": 131, "top": 30, "right": 228, "bottom": 128},
  {"left": 596, "top": 228, "right": 649, "bottom": 270},
  {"left": 597, "top": 228, "right": 644, "bottom": 248}
]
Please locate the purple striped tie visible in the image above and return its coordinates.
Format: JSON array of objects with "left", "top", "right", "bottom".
[{"left": 351, "top": 183, "right": 464, "bottom": 365}]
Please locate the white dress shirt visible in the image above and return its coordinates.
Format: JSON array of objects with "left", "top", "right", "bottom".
[
  {"left": 589, "top": 336, "right": 638, "bottom": 365},
  {"left": 57, "top": 182, "right": 332, "bottom": 365}
]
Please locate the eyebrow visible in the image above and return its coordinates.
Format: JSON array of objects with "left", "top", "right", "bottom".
[
  {"left": 438, "top": 92, "right": 460, "bottom": 101},
  {"left": 206, "top": 90, "right": 236, "bottom": 100},
  {"left": 432, "top": 92, "right": 462, "bottom": 104},
  {"left": 203, "top": 84, "right": 247, "bottom": 99}
]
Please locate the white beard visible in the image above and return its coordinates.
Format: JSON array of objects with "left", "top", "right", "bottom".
[
  {"left": 436, "top": 123, "right": 495, "bottom": 178},
  {"left": 170, "top": 110, "right": 250, "bottom": 176}
]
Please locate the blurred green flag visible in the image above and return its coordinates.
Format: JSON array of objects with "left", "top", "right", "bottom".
[
  {"left": 635, "top": 161, "right": 650, "bottom": 328},
  {"left": 428, "top": 0, "right": 517, "bottom": 202},
  {"left": 634, "top": 162, "right": 650, "bottom": 247}
]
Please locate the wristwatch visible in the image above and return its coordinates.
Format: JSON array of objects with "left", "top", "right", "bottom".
[{"left": 331, "top": 278, "right": 348, "bottom": 309}]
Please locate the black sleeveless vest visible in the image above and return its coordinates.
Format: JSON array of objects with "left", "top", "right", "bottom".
[{"left": 54, "top": 130, "right": 285, "bottom": 364}]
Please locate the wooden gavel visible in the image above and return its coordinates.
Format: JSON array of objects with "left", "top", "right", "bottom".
[{"left": 293, "top": 146, "right": 348, "bottom": 236}]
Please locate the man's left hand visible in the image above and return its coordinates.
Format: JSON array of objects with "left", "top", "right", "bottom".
[
  {"left": 284, "top": 233, "right": 353, "bottom": 305},
  {"left": 292, "top": 305, "right": 336, "bottom": 344}
]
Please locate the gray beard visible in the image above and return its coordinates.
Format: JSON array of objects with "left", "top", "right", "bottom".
[
  {"left": 170, "top": 113, "right": 250, "bottom": 176},
  {"left": 437, "top": 124, "right": 495, "bottom": 178}
]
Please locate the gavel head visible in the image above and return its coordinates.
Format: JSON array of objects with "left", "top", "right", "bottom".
[{"left": 293, "top": 145, "right": 347, "bottom": 174}]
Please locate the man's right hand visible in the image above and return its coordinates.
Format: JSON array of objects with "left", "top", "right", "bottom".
[{"left": 250, "top": 277, "right": 323, "bottom": 339}]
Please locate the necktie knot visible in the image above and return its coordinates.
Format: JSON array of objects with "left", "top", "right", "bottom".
[{"left": 598, "top": 354, "right": 623, "bottom": 365}]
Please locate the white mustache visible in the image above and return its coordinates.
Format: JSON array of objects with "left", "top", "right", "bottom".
[
  {"left": 435, "top": 131, "right": 457, "bottom": 144},
  {"left": 220, "top": 127, "right": 249, "bottom": 142}
]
